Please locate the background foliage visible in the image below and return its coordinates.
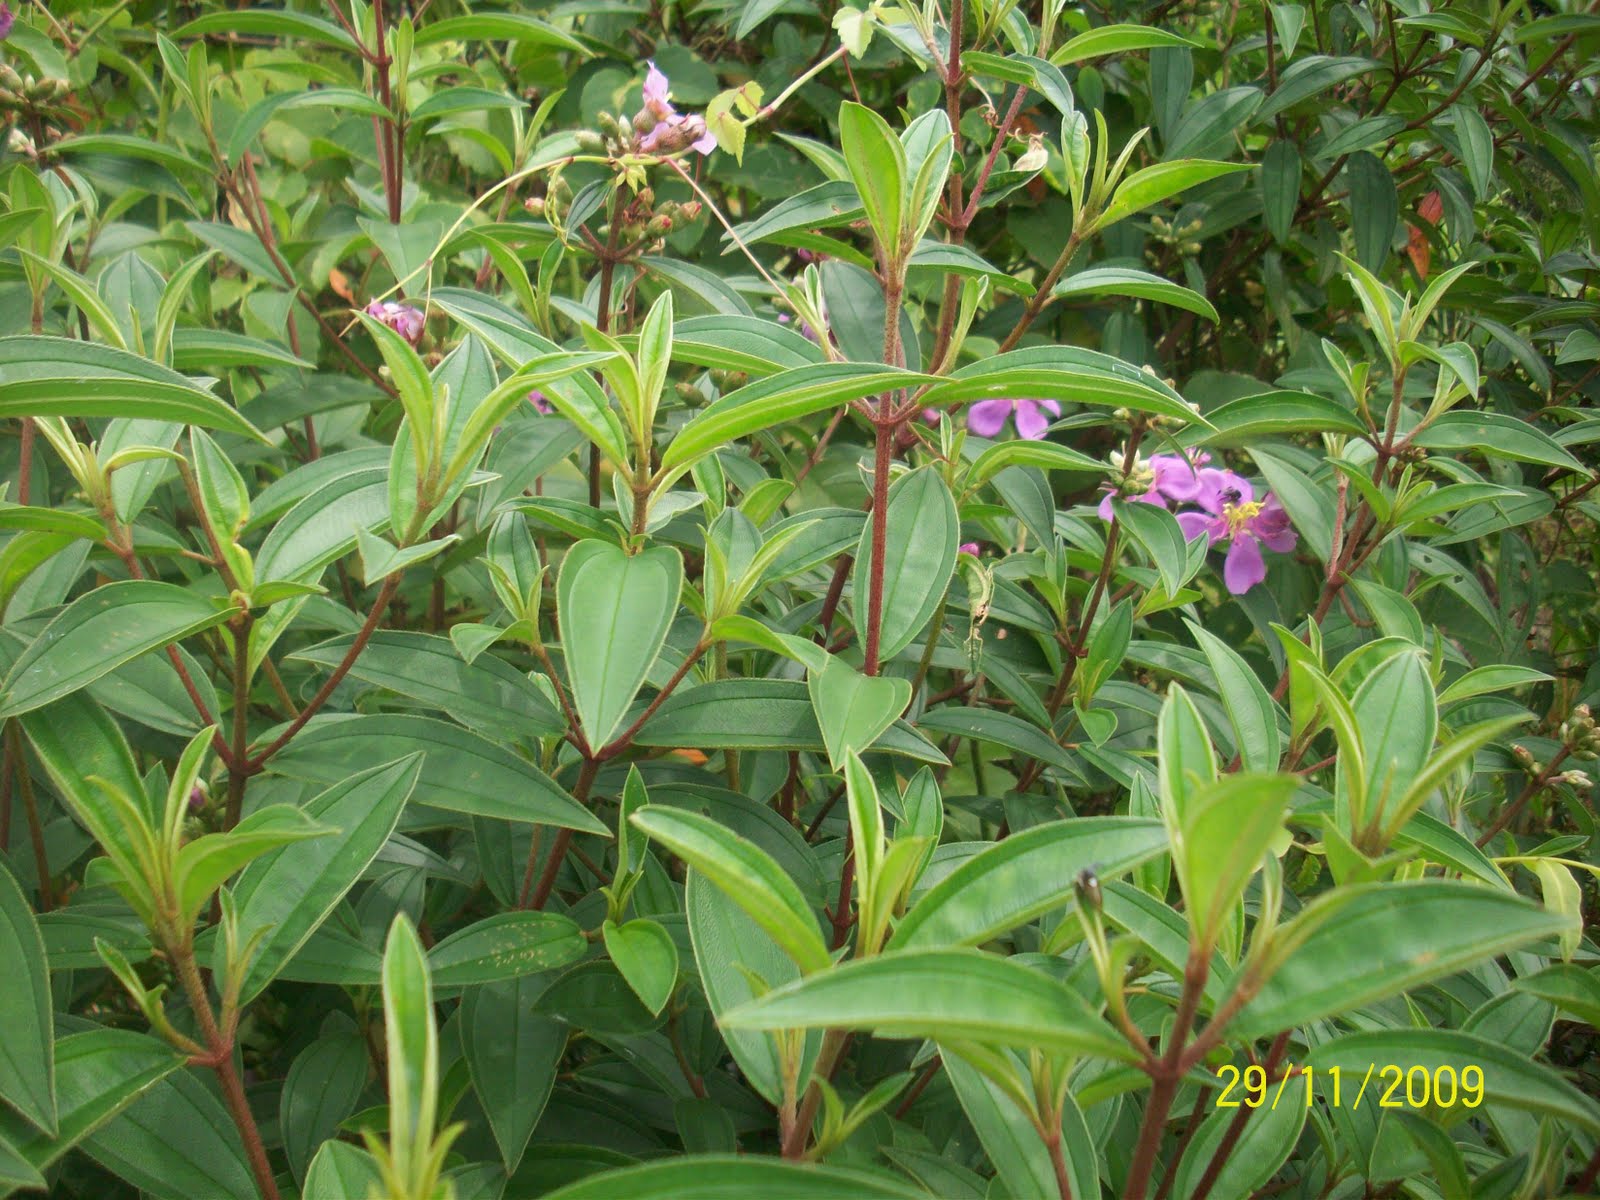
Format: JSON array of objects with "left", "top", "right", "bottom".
[{"left": 0, "top": 0, "right": 1598, "bottom": 1195}]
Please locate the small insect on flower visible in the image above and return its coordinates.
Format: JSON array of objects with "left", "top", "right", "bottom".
[{"left": 1175, "top": 468, "right": 1298, "bottom": 595}]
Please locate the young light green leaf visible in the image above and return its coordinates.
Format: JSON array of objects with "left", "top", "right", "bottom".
[
  {"left": 631, "top": 806, "right": 832, "bottom": 974},
  {"left": 557, "top": 540, "right": 683, "bottom": 749}
]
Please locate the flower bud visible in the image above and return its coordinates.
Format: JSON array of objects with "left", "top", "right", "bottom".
[{"left": 575, "top": 130, "right": 606, "bottom": 154}]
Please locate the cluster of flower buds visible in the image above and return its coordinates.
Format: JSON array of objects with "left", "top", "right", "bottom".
[
  {"left": 0, "top": 63, "right": 71, "bottom": 120},
  {"left": 1560, "top": 704, "right": 1600, "bottom": 761},
  {"left": 596, "top": 199, "right": 701, "bottom": 248},
  {"left": 1148, "top": 214, "right": 1204, "bottom": 257}
]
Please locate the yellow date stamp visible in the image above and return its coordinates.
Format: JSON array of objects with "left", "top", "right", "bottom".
[{"left": 1214, "top": 1063, "right": 1486, "bottom": 1110}]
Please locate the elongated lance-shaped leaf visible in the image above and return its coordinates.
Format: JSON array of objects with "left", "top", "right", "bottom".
[
  {"left": 630, "top": 807, "right": 832, "bottom": 974},
  {"left": 724, "top": 949, "right": 1138, "bottom": 1061}
]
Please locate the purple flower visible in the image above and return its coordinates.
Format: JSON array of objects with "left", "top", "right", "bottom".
[
  {"left": 967, "top": 398, "right": 1061, "bottom": 440},
  {"left": 958, "top": 541, "right": 981, "bottom": 556},
  {"left": 188, "top": 785, "right": 206, "bottom": 814},
  {"left": 365, "top": 299, "right": 425, "bottom": 346},
  {"left": 528, "top": 390, "right": 553, "bottom": 415},
  {"left": 636, "top": 62, "right": 717, "bottom": 156},
  {"left": 1175, "top": 469, "right": 1298, "bottom": 595},
  {"left": 1097, "top": 451, "right": 1210, "bottom": 521},
  {"left": 0, "top": 4, "right": 14, "bottom": 40}
]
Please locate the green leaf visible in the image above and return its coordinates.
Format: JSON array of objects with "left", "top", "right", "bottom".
[
  {"left": 303, "top": 1141, "right": 385, "bottom": 1200},
  {"left": 459, "top": 977, "right": 566, "bottom": 1174},
  {"left": 890, "top": 817, "right": 1168, "bottom": 949},
  {"left": 0, "top": 1029, "right": 181, "bottom": 1174},
  {"left": 1306, "top": 1029, "right": 1600, "bottom": 1135},
  {"left": 18, "top": 692, "right": 146, "bottom": 878},
  {"left": 602, "top": 918, "right": 679, "bottom": 1016},
  {"left": 1231, "top": 882, "right": 1577, "bottom": 1039},
  {"left": 1157, "top": 683, "right": 1217, "bottom": 830},
  {"left": 1513, "top": 965, "right": 1600, "bottom": 1029},
  {"left": 1185, "top": 620, "right": 1282, "bottom": 771},
  {"left": 914, "top": 707, "right": 1086, "bottom": 781},
  {"left": 82, "top": 1064, "right": 256, "bottom": 1200},
  {"left": 412, "top": 12, "right": 588, "bottom": 53},
  {"left": 0, "top": 337, "right": 264, "bottom": 438},
  {"left": 227, "top": 89, "right": 390, "bottom": 162},
  {"left": 1170, "top": 1080, "right": 1307, "bottom": 1199},
  {"left": 1260, "top": 140, "right": 1301, "bottom": 243},
  {"left": 807, "top": 657, "right": 911, "bottom": 772},
  {"left": 631, "top": 806, "right": 832, "bottom": 974},
  {"left": 0, "top": 1130, "right": 44, "bottom": 1192},
  {"left": 966, "top": 439, "right": 1109, "bottom": 485},
  {"left": 839, "top": 102, "right": 907, "bottom": 258},
  {"left": 1114, "top": 500, "right": 1193, "bottom": 598},
  {"left": 265, "top": 715, "right": 607, "bottom": 833},
  {"left": 663, "top": 363, "right": 934, "bottom": 472},
  {"left": 427, "top": 912, "right": 586, "bottom": 988},
  {"left": 633, "top": 679, "right": 947, "bottom": 763},
  {"left": 254, "top": 465, "right": 390, "bottom": 583},
  {"left": 851, "top": 467, "right": 958, "bottom": 665},
  {"left": 1346, "top": 151, "right": 1398, "bottom": 270},
  {"left": 922, "top": 346, "right": 1206, "bottom": 425},
  {"left": 174, "top": 9, "right": 359, "bottom": 49},
  {"left": 558, "top": 540, "right": 683, "bottom": 750},
  {"left": 381, "top": 914, "right": 440, "bottom": 1185},
  {"left": 1052, "top": 24, "right": 1201, "bottom": 66},
  {"left": 1054, "top": 267, "right": 1218, "bottom": 322},
  {"left": 541, "top": 1156, "right": 924, "bottom": 1199},
  {"left": 173, "top": 805, "right": 326, "bottom": 925},
  {"left": 0, "top": 581, "right": 240, "bottom": 719},
  {"left": 0, "top": 865, "right": 53, "bottom": 1134},
  {"left": 1185, "top": 391, "right": 1369, "bottom": 443},
  {"left": 686, "top": 871, "right": 820, "bottom": 1107},
  {"left": 279, "top": 1034, "right": 369, "bottom": 1185},
  {"left": 226, "top": 757, "right": 423, "bottom": 1004},
  {"left": 1449, "top": 103, "right": 1494, "bottom": 200},
  {"left": 288, "top": 631, "right": 564, "bottom": 740},
  {"left": 1412, "top": 411, "right": 1584, "bottom": 472},
  {"left": 1256, "top": 56, "right": 1376, "bottom": 123},
  {"left": 1099, "top": 160, "right": 1252, "bottom": 230},
  {"left": 1346, "top": 648, "right": 1434, "bottom": 829},
  {"left": 1175, "top": 773, "right": 1295, "bottom": 950},
  {"left": 725, "top": 949, "right": 1137, "bottom": 1060},
  {"left": 940, "top": 1051, "right": 1054, "bottom": 1200}
]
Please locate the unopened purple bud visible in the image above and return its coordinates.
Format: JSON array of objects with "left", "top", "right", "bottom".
[
  {"left": 188, "top": 785, "right": 206, "bottom": 813},
  {"left": 959, "top": 542, "right": 980, "bottom": 556},
  {"left": 365, "top": 299, "right": 426, "bottom": 346},
  {"left": 0, "top": 4, "right": 14, "bottom": 40}
]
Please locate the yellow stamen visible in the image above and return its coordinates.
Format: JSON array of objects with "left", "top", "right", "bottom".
[{"left": 1223, "top": 499, "right": 1263, "bottom": 536}]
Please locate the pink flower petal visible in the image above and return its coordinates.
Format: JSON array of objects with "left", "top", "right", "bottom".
[
  {"left": 1223, "top": 536, "right": 1267, "bottom": 595},
  {"left": 1176, "top": 511, "right": 1221, "bottom": 544},
  {"left": 966, "top": 399, "right": 1013, "bottom": 438},
  {"left": 1098, "top": 493, "right": 1116, "bottom": 522},
  {"left": 1013, "top": 399, "right": 1053, "bottom": 440},
  {"left": 1149, "top": 454, "right": 1204, "bottom": 503},
  {"left": 643, "top": 62, "right": 672, "bottom": 116}
]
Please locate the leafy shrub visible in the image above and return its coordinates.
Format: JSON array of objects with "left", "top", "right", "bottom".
[{"left": 0, "top": 0, "right": 1597, "bottom": 1196}]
